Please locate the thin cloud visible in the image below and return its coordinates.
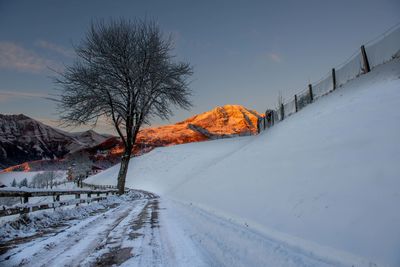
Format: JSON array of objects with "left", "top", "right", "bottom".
[
  {"left": 34, "top": 39, "right": 74, "bottom": 58},
  {"left": 0, "top": 41, "right": 60, "bottom": 73},
  {"left": 0, "top": 90, "right": 49, "bottom": 102},
  {"left": 267, "top": 52, "right": 283, "bottom": 63},
  {"left": 0, "top": 90, "right": 49, "bottom": 98}
]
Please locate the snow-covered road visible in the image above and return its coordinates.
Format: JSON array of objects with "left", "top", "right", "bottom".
[
  {"left": 0, "top": 191, "right": 347, "bottom": 267},
  {"left": 0, "top": 191, "right": 209, "bottom": 267}
]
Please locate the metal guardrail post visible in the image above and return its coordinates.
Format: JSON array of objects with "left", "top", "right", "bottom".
[
  {"left": 361, "top": 45, "right": 371, "bottom": 73},
  {"left": 308, "top": 84, "right": 313, "bottom": 103},
  {"left": 332, "top": 68, "right": 336, "bottom": 90}
]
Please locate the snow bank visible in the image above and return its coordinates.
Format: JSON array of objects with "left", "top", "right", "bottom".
[
  {"left": 87, "top": 59, "right": 400, "bottom": 267},
  {"left": 0, "top": 191, "right": 138, "bottom": 242}
]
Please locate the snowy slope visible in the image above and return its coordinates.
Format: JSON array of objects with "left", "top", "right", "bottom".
[{"left": 87, "top": 59, "right": 400, "bottom": 267}]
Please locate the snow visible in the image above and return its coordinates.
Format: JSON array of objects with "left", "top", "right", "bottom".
[
  {"left": 0, "top": 191, "right": 212, "bottom": 267},
  {"left": 1, "top": 191, "right": 341, "bottom": 267},
  {"left": 0, "top": 193, "right": 134, "bottom": 266},
  {"left": 86, "top": 58, "right": 400, "bottom": 267},
  {"left": 0, "top": 186, "right": 111, "bottom": 193},
  {"left": 0, "top": 194, "right": 124, "bottom": 242},
  {"left": 165, "top": 199, "right": 348, "bottom": 267}
]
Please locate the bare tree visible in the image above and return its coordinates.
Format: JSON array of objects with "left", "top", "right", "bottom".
[
  {"left": 30, "top": 173, "right": 42, "bottom": 188},
  {"left": 66, "top": 152, "right": 92, "bottom": 187},
  {"left": 55, "top": 19, "right": 193, "bottom": 194},
  {"left": 46, "top": 171, "right": 60, "bottom": 189},
  {"left": 19, "top": 178, "right": 28, "bottom": 188},
  {"left": 30, "top": 171, "right": 60, "bottom": 189}
]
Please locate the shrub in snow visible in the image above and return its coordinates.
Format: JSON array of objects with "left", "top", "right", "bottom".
[{"left": 19, "top": 178, "right": 28, "bottom": 188}]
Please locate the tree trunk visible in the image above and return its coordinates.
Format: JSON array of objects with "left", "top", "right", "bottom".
[{"left": 117, "top": 152, "right": 131, "bottom": 195}]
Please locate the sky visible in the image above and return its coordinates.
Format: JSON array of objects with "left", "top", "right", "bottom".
[{"left": 0, "top": 0, "right": 399, "bottom": 134}]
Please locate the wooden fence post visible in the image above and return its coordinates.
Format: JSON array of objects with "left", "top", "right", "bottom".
[
  {"left": 294, "top": 95, "right": 298, "bottom": 112},
  {"left": 75, "top": 193, "right": 80, "bottom": 206},
  {"left": 308, "top": 84, "right": 313, "bottom": 103},
  {"left": 53, "top": 194, "right": 60, "bottom": 202},
  {"left": 332, "top": 68, "right": 336, "bottom": 90},
  {"left": 361, "top": 45, "right": 371, "bottom": 73},
  {"left": 264, "top": 110, "right": 268, "bottom": 127}
]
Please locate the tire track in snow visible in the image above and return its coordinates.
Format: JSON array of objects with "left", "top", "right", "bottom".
[
  {"left": 166, "top": 200, "right": 349, "bottom": 267},
  {"left": 4, "top": 204, "right": 132, "bottom": 266}
]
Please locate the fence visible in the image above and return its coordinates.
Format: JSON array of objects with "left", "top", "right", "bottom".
[
  {"left": 257, "top": 23, "right": 400, "bottom": 131},
  {"left": 81, "top": 181, "right": 118, "bottom": 190},
  {"left": 0, "top": 188, "right": 118, "bottom": 217}
]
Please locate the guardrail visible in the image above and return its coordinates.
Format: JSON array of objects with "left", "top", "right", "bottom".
[{"left": 0, "top": 188, "right": 118, "bottom": 217}]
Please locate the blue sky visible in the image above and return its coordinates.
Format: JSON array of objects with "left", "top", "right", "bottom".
[{"left": 0, "top": 0, "right": 399, "bottom": 134}]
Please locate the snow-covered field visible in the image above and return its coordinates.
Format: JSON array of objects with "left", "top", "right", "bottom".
[
  {"left": 0, "top": 171, "right": 67, "bottom": 186},
  {"left": 86, "top": 58, "right": 400, "bottom": 267}
]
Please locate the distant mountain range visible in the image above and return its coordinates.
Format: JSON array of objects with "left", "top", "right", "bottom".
[
  {"left": 0, "top": 105, "right": 262, "bottom": 172},
  {"left": 0, "top": 114, "right": 110, "bottom": 169}
]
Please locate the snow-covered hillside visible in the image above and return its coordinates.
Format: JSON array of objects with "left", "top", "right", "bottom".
[{"left": 87, "top": 59, "right": 400, "bottom": 267}]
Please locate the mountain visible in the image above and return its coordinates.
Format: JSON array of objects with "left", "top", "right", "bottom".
[
  {"left": 100, "top": 104, "right": 262, "bottom": 156},
  {"left": 0, "top": 114, "right": 109, "bottom": 169},
  {"left": 0, "top": 105, "right": 262, "bottom": 171}
]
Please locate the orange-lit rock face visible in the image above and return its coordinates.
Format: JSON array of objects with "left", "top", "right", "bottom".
[
  {"left": 183, "top": 104, "right": 260, "bottom": 136},
  {"left": 110, "top": 104, "right": 262, "bottom": 156},
  {"left": 3, "top": 162, "right": 32, "bottom": 172}
]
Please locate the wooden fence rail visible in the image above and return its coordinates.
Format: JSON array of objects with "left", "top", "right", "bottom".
[
  {"left": 81, "top": 181, "right": 129, "bottom": 192},
  {"left": 0, "top": 188, "right": 118, "bottom": 217}
]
